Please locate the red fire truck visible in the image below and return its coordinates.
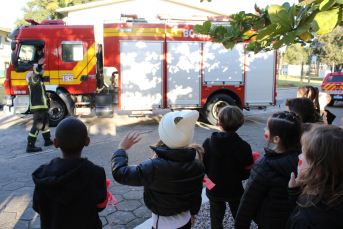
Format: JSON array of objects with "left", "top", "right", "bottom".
[{"left": 4, "top": 18, "right": 277, "bottom": 126}]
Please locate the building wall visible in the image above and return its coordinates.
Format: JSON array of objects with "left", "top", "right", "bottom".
[{"left": 0, "top": 30, "right": 11, "bottom": 77}]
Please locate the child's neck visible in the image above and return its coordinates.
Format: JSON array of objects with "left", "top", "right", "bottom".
[
  {"left": 62, "top": 151, "right": 82, "bottom": 159},
  {"left": 273, "top": 144, "right": 286, "bottom": 154}
]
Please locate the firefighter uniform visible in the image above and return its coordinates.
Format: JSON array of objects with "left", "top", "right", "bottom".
[{"left": 27, "top": 63, "right": 53, "bottom": 153}]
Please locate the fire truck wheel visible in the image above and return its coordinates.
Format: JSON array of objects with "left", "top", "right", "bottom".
[
  {"left": 48, "top": 99, "right": 67, "bottom": 127},
  {"left": 204, "top": 94, "right": 236, "bottom": 125}
]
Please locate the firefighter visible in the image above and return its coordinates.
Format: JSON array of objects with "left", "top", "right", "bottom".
[{"left": 27, "top": 58, "right": 53, "bottom": 153}]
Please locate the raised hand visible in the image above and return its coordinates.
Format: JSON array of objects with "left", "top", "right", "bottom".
[
  {"left": 38, "top": 58, "right": 45, "bottom": 65},
  {"left": 288, "top": 172, "right": 301, "bottom": 188},
  {"left": 118, "top": 131, "right": 141, "bottom": 151}
]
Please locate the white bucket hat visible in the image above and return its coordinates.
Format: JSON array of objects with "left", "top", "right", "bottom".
[{"left": 158, "top": 110, "right": 199, "bottom": 149}]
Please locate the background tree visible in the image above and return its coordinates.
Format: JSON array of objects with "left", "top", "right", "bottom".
[
  {"left": 313, "top": 26, "right": 343, "bottom": 72},
  {"left": 282, "top": 44, "right": 310, "bottom": 65},
  {"left": 195, "top": 0, "right": 343, "bottom": 54},
  {"left": 15, "top": 0, "right": 96, "bottom": 27}
]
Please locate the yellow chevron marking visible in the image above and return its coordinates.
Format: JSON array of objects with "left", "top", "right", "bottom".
[{"left": 11, "top": 43, "right": 96, "bottom": 86}]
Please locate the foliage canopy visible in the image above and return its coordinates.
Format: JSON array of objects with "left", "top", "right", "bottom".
[{"left": 195, "top": 0, "right": 343, "bottom": 54}]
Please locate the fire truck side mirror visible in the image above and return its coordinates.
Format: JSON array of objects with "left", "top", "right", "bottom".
[
  {"left": 11, "top": 40, "right": 17, "bottom": 51},
  {"left": 42, "top": 76, "right": 50, "bottom": 82},
  {"left": 11, "top": 52, "right": 18, "bottom": 67}
]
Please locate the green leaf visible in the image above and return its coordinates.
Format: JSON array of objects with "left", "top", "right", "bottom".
[
  {"left": 289, "top": 4, "right": 296, "bottom": 27},
  {"left": 336, "top": 0, "right": 343, "bottom": 3},
  {"left": 319, "top": 0, "right": 336, "bottom": 11},
  {"left": 194, "top": 25, "right": 206, "bottom": 34},
  {"left": 268, "top": 5, "right": 293, "bottom": 30},
  {"left": 273, "top": 37, "right": 285, "bottom": 49},
  {"left": 203, "top": 21, "right": 212, "bottom": 32},
  {"left": 298, "top": 0, "right": 318, "bottom": 5},
  {"left": 295, "top": 23, "right": 312, "bottom": 35},
  {"left": 253, "top": 19, "right": 265, "bottom": 30},
  {"left": 256, "top": 23, "right": 291, "bottom": 41},
  {"left": 303, "top": 11, "right": 319, "bottom": 25},
  {"left": 312, "top": 8, "right": 339, "bottom": 34},
  {"left": 223, "top": 41, "right": 236, "bottom": 50},
  {"left": 285, "top": 31, "right": 296, "bottom": 45},
  {"left": 282, "top": 2, "right": 291, "bottom": 12}
]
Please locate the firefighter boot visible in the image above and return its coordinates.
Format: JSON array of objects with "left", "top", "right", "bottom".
[
  {"left": 44, "top": 138, "right": 53, "bottom": 146},
  {"left": 26, "top": 142, "right": 42, "bottom": 153}
]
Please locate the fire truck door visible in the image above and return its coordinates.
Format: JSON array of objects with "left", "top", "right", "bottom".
[
  {"left": 166, "top": 42, "right": 201, "bottom": 108},
  {"left": 58, "top": 39, "right": 90, "bottom": 93},
  {"left": 245, "top": 50, "right": 276, "bottom": 106},
  {"left": 120, "top": 41, "right": 163, "bottom": 110},
  {"left": 203, "top": 43, "right": 244, "bottom": 85}
]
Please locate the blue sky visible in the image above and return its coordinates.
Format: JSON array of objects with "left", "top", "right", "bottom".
[{"left": 0, "top": 0, "right": 299, "bottom": 29}]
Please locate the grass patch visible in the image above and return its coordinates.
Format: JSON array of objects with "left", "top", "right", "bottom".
[{"left": 277, "top": 75, "right": 323, "bottom": 88}]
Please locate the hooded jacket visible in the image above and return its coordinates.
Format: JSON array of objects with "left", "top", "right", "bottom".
[
  {"left": 32, "top": 157, "right": 107, "bottom": 229},
  {"left": 235, "top": 147, "right": 300, "bottom": 229},
  {"left": 202, "top": 131, "right": 253, "bottom": 199},
  {"left": 287, "top": 188, "right": 343, "bottom": 229},
  {"left": 111, "top": 146, "right": 205, "bottom": 216}
]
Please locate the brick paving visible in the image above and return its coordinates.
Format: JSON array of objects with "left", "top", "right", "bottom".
[{"left": 0, "top": 88, "right": 342, "bottom": 228}]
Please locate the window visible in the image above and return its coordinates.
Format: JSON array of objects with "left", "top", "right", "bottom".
[
  {"left": 18, "top": 45, "right": 35, "bottom": 63},
  {"left": 327, "top": 75, "right": 343, "bottom": 82},
  {"left": 5, "top": 36, "right": 10, "bottom": 43},
  {"left": 62, "top": 41, "right": 84, "bottom": 62}
]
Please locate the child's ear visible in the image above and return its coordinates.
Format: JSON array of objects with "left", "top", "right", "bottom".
[
  {"left": 273, "top": 136, "right": 281, "bottom": 144},
  {"left": 53, "top": 138, "right": 59, "bottom": 148},
  {"left": 219, "top": 120, "right": 222, "bottom": 127},
  {"left": 85, "top": 136, "right": 90, "bottom": 146}
]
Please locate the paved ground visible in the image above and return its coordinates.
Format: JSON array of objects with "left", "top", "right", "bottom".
[{"left": 0, "top": 88, "right": 342, "bottom": 229}]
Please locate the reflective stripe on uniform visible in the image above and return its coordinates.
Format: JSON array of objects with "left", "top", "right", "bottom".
[
  {"left": 29, "top": 133, "right": 38, "bottom": 138},
  {"left": 42, "top": 129, "right": 50, "bottom": 134}
]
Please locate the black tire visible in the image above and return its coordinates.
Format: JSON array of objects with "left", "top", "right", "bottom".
[
  {"left": 327, "top": 98, "right": 335, "bottom": 106},
  {"left": 48, "top": 99, "right": 67, "bottom": 127},
  {"left": 204, "top": 94, "right": 236, "bottom": 125}
]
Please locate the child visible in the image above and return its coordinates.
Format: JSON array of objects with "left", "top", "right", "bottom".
[
  {"left": 235, "top": 111, "right": 302, "bottom": 229},
  {"left": 285, "top": 98, "right": 323, "bottom": 132},
  {"left": 202, "top": 106, "right": 253, "bottom": 228},
  {"left": 287, "top": 124, "right": 343, "bottom": 229},
  {"left": 297, "top": 85, "right": 336, "bottom": 124},
  {"left": 111, "top": 110, "right": 205, "bottom": 229},
  {"left": 32, "top": 117, "right": 107, "bottom": 229}
]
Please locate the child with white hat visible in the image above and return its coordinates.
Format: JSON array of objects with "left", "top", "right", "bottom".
[{"left": 111, "top": 110, "right": 205, "bottom": 229}]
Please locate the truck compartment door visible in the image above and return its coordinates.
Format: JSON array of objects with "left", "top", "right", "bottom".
[
  {"left": 167, "top": 42, "right": 201, "bottom": 108},
  {"left": 245, "top": 50, "right": 276, "bottom": 106},
  {"left": 120, "top": 41, "right": 163, "bottom": 110},
  {"left": 203, "top": 43, "right": 244, "bottom": 85}
]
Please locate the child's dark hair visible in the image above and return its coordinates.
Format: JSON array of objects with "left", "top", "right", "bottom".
[
  {"left": 285, "top": 97, "right": 320, "bottom": 123},
  {"left": 267, "top": 111, "right": 302, "bottom": 151},
  {"left": 55, "top": 117, "right": 88, "bottom": 154},
  {"left": 218, "top": 105, "right": 244, "bottom": 131},
  {"left": 297, "top": 86, "right": 320, "bottom": 113},
  {"left": 299, "top": 124, "right": 343, "bottom": 209}
]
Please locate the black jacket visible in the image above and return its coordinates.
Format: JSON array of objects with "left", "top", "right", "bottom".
[
  {"left": 235, "top": 147, "right": 300, "bottom": 229},
  {"left": 111, "top": 147, "right": 205, "bottom": 216},
  {"left": 287, "top": 188, "right": 343, "bottom": 229},
  {"left": 28, "top": 64, "right": 48, "bottom": 111},
  {"left": 32, "top": 157, "right": 107, "bottom": 229},
  {"left": 202, "top": 131, "right": 253, "bottom": 199}
]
